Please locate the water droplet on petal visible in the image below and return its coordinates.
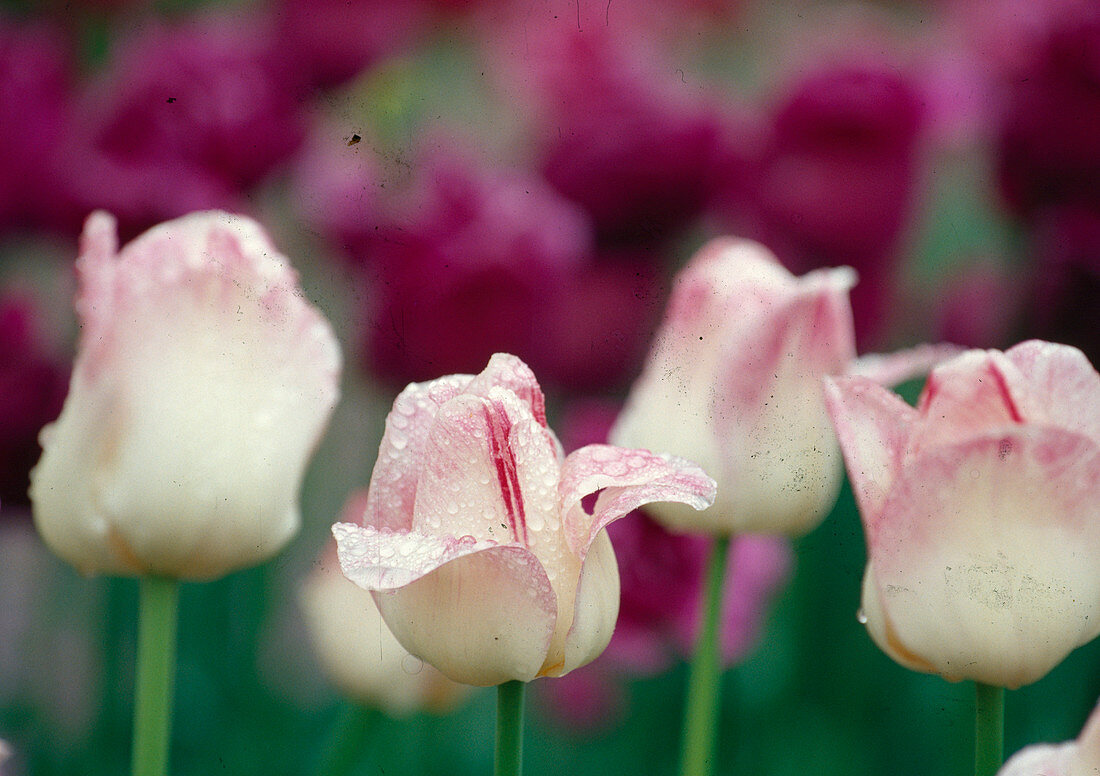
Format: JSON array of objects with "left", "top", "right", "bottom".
[
  {"left": 401, "top": 654, "right": 424, "bottom": 675},
  {"left": 856, "top": 609, "right": 868, "bottom": 625}
]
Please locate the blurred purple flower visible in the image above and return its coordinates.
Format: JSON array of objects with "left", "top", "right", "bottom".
[
  {"left": 0, "top": 294, "right": 68, "bottom": 510},
  {"left": 0, "top": 17, "right": 75, "bottom": 234},
  {"left": 997, "top": 7, "right": 1100, "bottom": 219},
  {"left": 270, "top": 0, "right": 425, "bottom": 91},
  {"left": 1027, "top": 207, "right": 1100, "bottom": 364},
  {"left": 362, "top": 142, "right": 590, "bottom": 385},
  {"left": 746, "top": 60, "right": 925, "bottom": 346},
  {"left": 496, "top": 23, "right": 748, "bottom": 247},
  {"left": 934, "top": 262, "right": 1022, "bottom": 350},
  {"left": 290, "top": 123, "right": 384, "bottom": 263},
  {"left": 60, "top": 12, "right": 306, "bottom": 236}
]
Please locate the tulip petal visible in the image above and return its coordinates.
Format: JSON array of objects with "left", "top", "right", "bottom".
[
  {"left": 1005, "top": 340, "right": 1100, "bottom": 442},
  {"left": 333, "top": 522, "right": 556, "bottom": 686},
  {"left": 32, "top": 211, "right": 340, "bottom": 578},
  {"left": 824, "top": 375, "right": 917, "bottom": 534},
  {"left": 559, "top": 444, "right": 716, "bottom": 554},
  {"left": 464, "top": 352, "right": 548, "bottom": 428},
  {"left": 555, "top": 529, "right": 620, "bottom": 677},
  {"left": 362, "top": 373, "right": 475, "bottom": 532},
  {"left": 409, "top": 389, "right": 560, "bottom": 544},
  {"left": 865, "top": 428, "right": 1100, "bottom": 688},
  {"left": 848, "top": 343, "right": 964, "bottom": 387}
]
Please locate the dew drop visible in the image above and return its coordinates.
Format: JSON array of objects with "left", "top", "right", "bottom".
[
  {"left": 400, "top": 654, "right": 424, "bottom": 675},
  {"left": 969, "top": 469, "right": 980, "bottom": 480},
  {"left": 856, "top": 609, "right": 868, "bottom": 625},
  {"left": 390, "top": 432, "right": 409, "bottom": 451}
]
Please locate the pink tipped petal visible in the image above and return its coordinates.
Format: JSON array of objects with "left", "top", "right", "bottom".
[
  {"left": 464, "top": 352, "right": 548, "bottom": 427},
  {"left": 911, "top": 350, "right": 1027, "bottom": 451},
  {"left": 333, "top": 521, "right": 499, "bottom": 591},
  {"left": 372, "top": 543, "right": 557, "bottom": 686},
  {"left": 559, "top": 445, "right": 716, "bottom": 555},
  {"left": 824, "top": 375, "right": 918, "bottom": 535},
  {"left": 362, "top": 373, "right": 474, "bottom": 532},
  {"left": 555, "top": 529, "right": 621, "bottom": 677},
  {"left": 1005, "top": 341, "right": 1100, "bottom": 441},
  {"left": 848, "top": 343, "right": 966, "bottom": 387},
  {"left": 32, "top": 211, "right": 341, "bottom": 579},
  {"left": 867, "top": 428, "right": 1100, "bottom": 688}
]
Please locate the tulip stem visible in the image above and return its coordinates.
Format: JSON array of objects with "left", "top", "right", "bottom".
[
  {"left": 131, "top": 576, "right": 179, "bottom": 776},
  {"left": 495, "top": 680, "right": 526, "bottom": 776},
  {"left": 679, "top": 534, "right": 732, "bottom": 776},
  {"left": 974, "top": 682, "right": 1005, "bottom": 776}
]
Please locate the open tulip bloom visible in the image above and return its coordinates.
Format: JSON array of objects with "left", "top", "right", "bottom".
[
  {"left": 30, "top": 210, "right": 341, "bottom": 776},
  {"left": 333, "top": 353, "right": 715, "bottom": 774},
  {"left": 825, "top": 340, "right": 1100, "bottom": 775},
  {"left": 610, "top": 236, "right": 954, "bottom": 776}
]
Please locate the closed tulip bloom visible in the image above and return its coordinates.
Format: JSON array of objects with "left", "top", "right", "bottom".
[
  {"left": 333, "top": 353, "right": 716, "bottom": 686},
  {"left": 611, "top": 238, "right": 857, "bottom": 537},
  {"left": 301, "top": 529, "right": 469, "bottom": 715},
  {"left": 31, "top": 211, "right": 341, "bottom": 579},
  {"left": 825, "top": 341, "right": 1100, "bottom": 688},
  {"left": 998, "top": 701, "right": 1100, "bottom": 776}
]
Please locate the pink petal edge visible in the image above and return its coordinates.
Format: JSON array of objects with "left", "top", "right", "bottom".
[{"left": 559, "top": 444, "right": 716, "bottom": 555}]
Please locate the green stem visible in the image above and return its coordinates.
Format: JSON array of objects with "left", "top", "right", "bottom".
[
  {"left": 315, "top": 703, "right": 378, "bottom": 776},
  {"left": 131, "top": 577, "right": 180, "bottom": 776},
  {"left": 974, "top": 683, "right": 1005, "bottom": 776},
  {"left": 495, "top": 680, "right": 526, "bottom": 776},
  {"left": 679, "top": 534, "right": 732, "bottom": 776}
]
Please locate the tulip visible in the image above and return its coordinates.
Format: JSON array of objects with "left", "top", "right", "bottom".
[
  {"left": 997, "top": 702, "right": 1100, "bottom": 776},
  {"left": 301, "top": 521, "right": 469, "bottom": 715},
  {"left": 825, "top": 340, "right": 1100, "bottom": 689},
  {"left": 333, "top": 353, "right": 716, "bottom": 686},
  {"left": 610, "top": 237, "right": 857, "bottom": 538},
  {"left": 31, "top": 210, "right": 341, "bottom": 580}
]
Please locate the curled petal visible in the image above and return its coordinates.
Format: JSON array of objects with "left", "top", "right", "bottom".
[
  {"left": 865, "top": 428, "right": 1100, "bottom": 688},
  {"left": 824, "top": 375, "right": 917, "bottom": 535},
  {"left": 848, "top": 343, "right": 964, "bottom": 387},
  {"left": 559, "top": 444, "right": 716, "bottom": 554}
]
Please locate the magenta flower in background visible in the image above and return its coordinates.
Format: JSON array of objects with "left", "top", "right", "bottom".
[
  {"left": 997, "top": 700, "right": 1100, "bottom": 776},
  {"left": 0, "top": 294, "right": 68, "bottom": 510},
  {"left": 492, "top": 21, "right": 747, "bottom": 248},
  {"left": 997, "top": 6, "right": 1100, "bottom": 219},
  {"left": 361, "top": 143, "right": 591, "bottom": 386},
  {"left": 333, "top": 353, "right": 716, "bottom": 686},
  {"left": 745, "top": 58, "right": 925, "bottom": 346},
  {"left": 826, "top": 341, "right": 1100, "bottom": 688},
  {"left": 1025, "top": 207, "right": 1100, "bottom": 364},
  {"left": 60, "top": 11, "right": 307, "bottom": 236},
  {"left": 933, "top": 262, "right": 1022, "bottom": 350},
  {"left": 270, "top": 0, "right": 425, "bottom": 91},
  {"left": 0, "top": 17, "right": 75, "bottom": 234},
  {"left": 290, "top": 122, "right": 384, "bottom": 265},
  {"left": 30, "top": 211, "right": 341, "bottom": 579}
]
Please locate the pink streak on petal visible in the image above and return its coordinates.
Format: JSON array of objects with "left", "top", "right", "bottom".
[
  {"left": 482, "top": 401, "right": 527, "bottom": 545},
  {"left": 361, "top": 373, "right": 473, "bottom": 532},
  {"left": 911, "top": 350, "right": 1027, "bottom": 452},
  {"left": 559, "top": 444, "right": 716, "bottom": 556},
  {"left": 465, "top": 353, "right": 548, "bottom": 428}
]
